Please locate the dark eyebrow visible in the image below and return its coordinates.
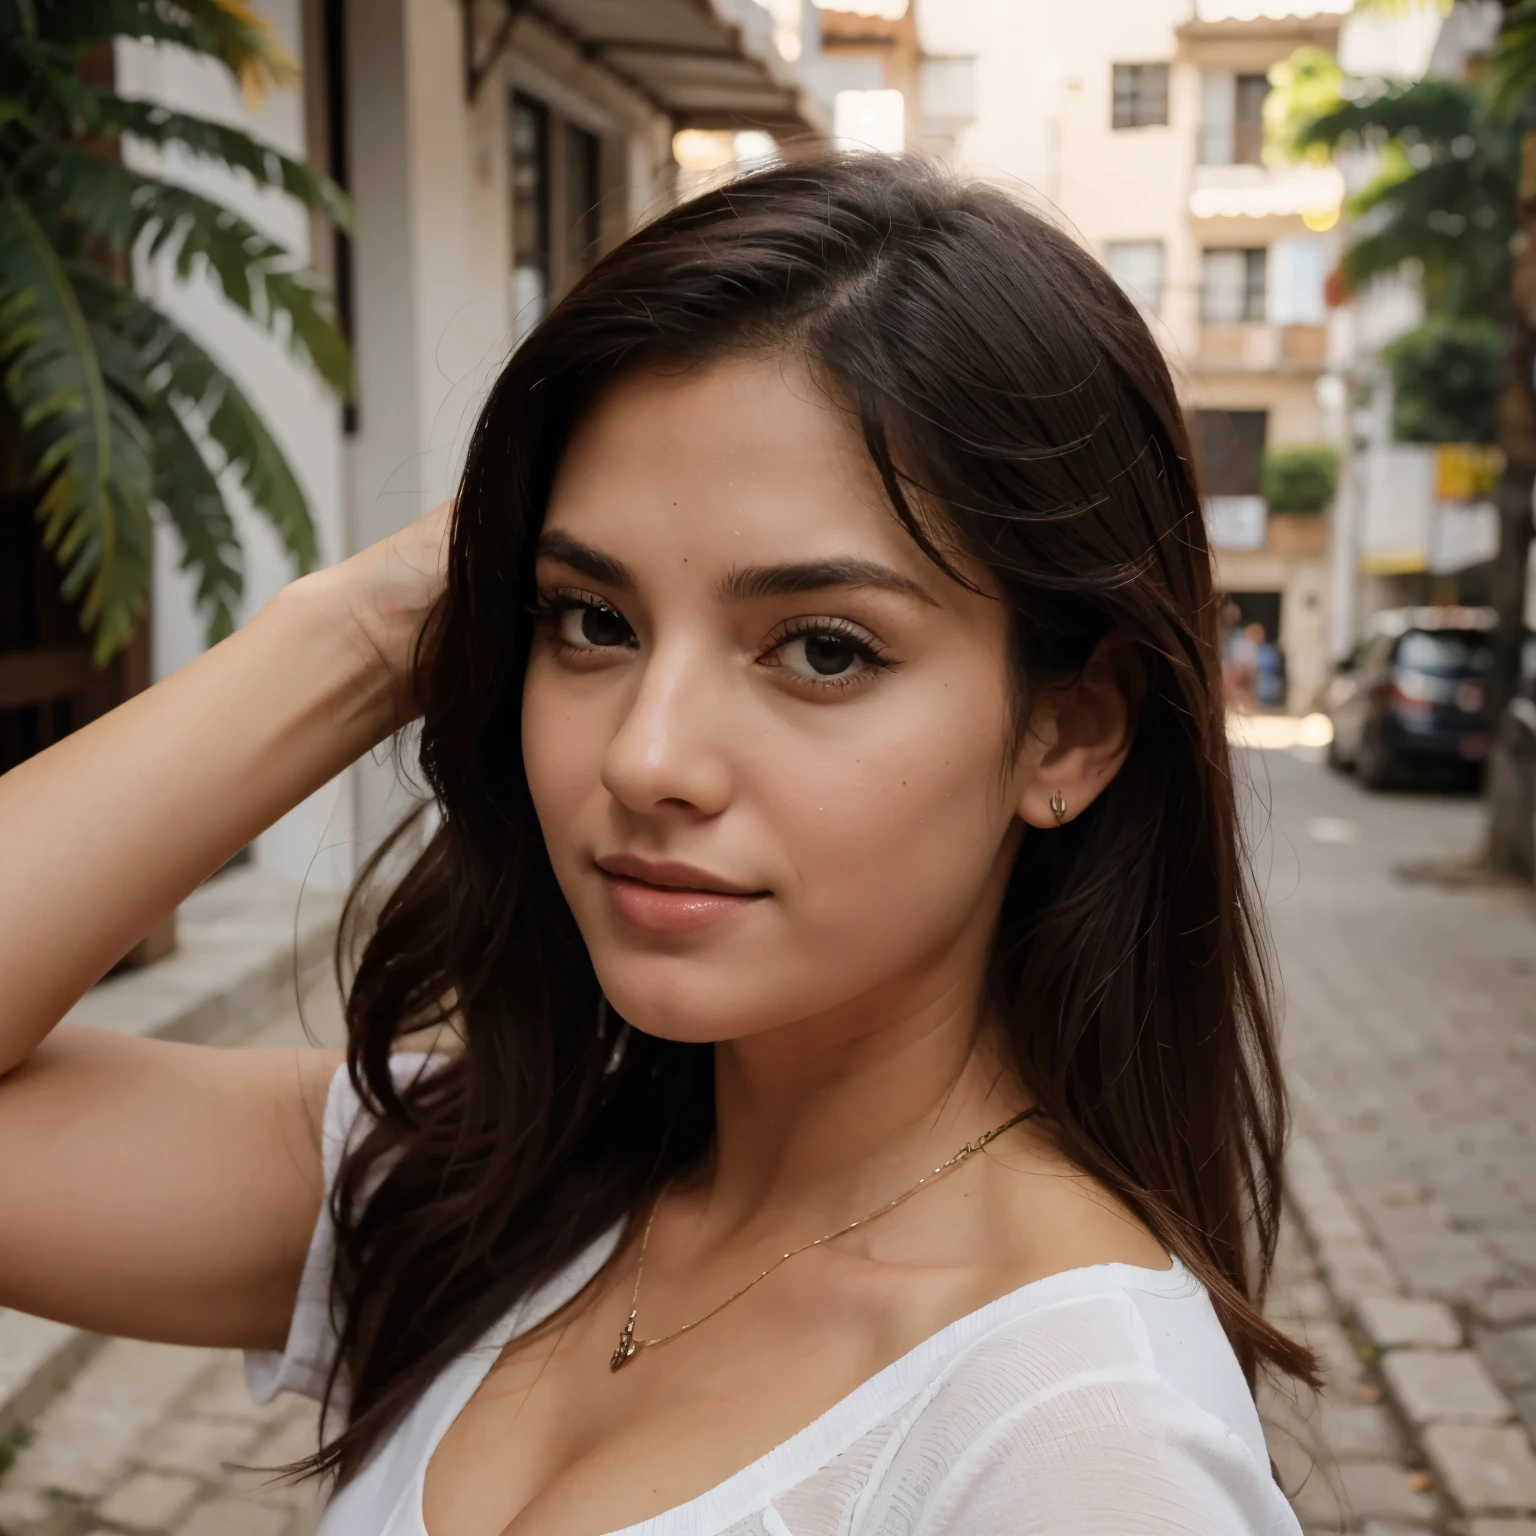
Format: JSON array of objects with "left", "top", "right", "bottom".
[
  {"left": 535, "top": 531, "right": 634, "bottom": 589},
  {"left": 721, "top": 559, "right": 937, "bottom": 606}
]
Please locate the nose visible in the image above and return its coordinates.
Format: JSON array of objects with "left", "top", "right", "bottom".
[{"left": 600, "top": 638, "right": 734, "bottom": 819}]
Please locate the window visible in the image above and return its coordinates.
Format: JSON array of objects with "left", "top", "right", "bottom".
[
  {"left": 1201, "top": 71, "right": 1269, "bottom": 165},
  {"left": 1195, "top": 410, "right": 1268, "bottom": 495},
  {"left": 1233, "top": 73, "right": 1269, "bottom": 165},
  {"left": 1269, "top": 236, "right": 1327, "bottom": 325},
  {"left": 920, "top": 55, "right": 977, "bottom": 130},
  {"left": 1196, "top": 410, "right": 1269, "bottom": 551},
  {"left": 567, "top": 123, "right": 602, "bottom": 273},
  {"left": 511, "top": 93, "right": 610, "bottom": 341},
  {"left": 511, "top": 92, "right": 551, "bottom": 339},
  {"left": 1395, "top": 630, "right": 1493, "bottom": 675},
  {"left": 1112, "top": 63, "right": 1169, "bottom": 129},
  {"left": 1202, "top": 248, "right": 1267, "bottom": 323},
  {"left": 1105, "top": 241, "right": 1166, "bottom": 315}
]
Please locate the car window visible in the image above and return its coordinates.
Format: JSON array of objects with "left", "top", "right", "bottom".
[
  {"left": 1394, "top": 630, "right": 1492, "bottom": 674},
  {"left": 1364, "top": 635, "right": 1396, "bottom": 671}
]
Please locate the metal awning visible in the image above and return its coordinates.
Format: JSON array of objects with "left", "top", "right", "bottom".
[{"left": 465, "top": 0, "right": 828, "bottom": 134}]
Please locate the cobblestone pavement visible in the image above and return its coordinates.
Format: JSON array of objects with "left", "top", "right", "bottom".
[
  {"left": 2, "top": 748, "right": 1533, "bottom": 1535},
  {"left": 1251, "top": 744, "right": 1536, "bottom": 1536}
]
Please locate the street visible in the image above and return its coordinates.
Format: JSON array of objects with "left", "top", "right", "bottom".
[{"left": 0, "top": 745, "right": 1532, "bottom": 1536}]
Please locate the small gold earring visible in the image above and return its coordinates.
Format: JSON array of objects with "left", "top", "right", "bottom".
[{"left": 1049, "top": 790, "right": 1068, "bottom": 825}]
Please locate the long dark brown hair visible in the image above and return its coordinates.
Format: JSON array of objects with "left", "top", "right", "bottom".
[{"left": 315, "top": 153, "right": 1314, "bottom": 1481}]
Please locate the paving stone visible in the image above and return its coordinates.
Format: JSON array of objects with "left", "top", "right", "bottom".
[
  {"left": 1288, "top": 1463, "right": 1350, "bottom": 1529},
  {"left": 1335, "top": 1460, "right": 1439, "bottom": 1522},
  {"left": 1488, "top": 1231, "right": 1536, "bottom": 1278},
  {"left": 172, "top": 1496, "right": 290, "bottom": 1536},
  {"left": 0, "top": 1340, "right": 217, "bottom": 1498},
  {"left": 1481, "top": 1291, "right": 1536, "bottom": 1327},
  {"left": 1315, "top": 1400, "right": 1402, "bottom": 1460},
  {"left": 181, "top": 1355, "right": 280, "bottom": 1427},
  {"left": 0, "top": 1483, "right": 53, "bottom": 1528},
  {"left": 136, "top": 1412, "right": 267, "bottom": 1478},
  {"left": 96, "top": 1471, "right": 203, "bottom": 1530},
  {"left": 1298, "top": 1318, "right": 1370, "bottom": 1391},
  {"left": 1356, "top": 1295, "right": 1461, "bottom": 1350},
  {"left": 1383, "top": 1348, "right": 1513, "bottom": 1426},
  {"left": 1390, "top": 1234, "right": 1504, "bottom": 1302},
  {"left": 1478, "top": 1327, "right": 1536, "bottom": 1394},
  {"left": 1423, "top": 1422, "right": 1536, "bottom": 1512},
  {"left": 249, "top": 1402, "right": 322, "bottom": 1469}
]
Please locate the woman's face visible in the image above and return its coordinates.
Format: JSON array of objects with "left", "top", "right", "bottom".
[{"left": 522, "top": 356, "right": 1035, "bottom": 1046}]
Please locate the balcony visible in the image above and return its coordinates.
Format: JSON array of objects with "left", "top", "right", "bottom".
[
  {"left": 1183, "top": 0, "right": 1349, "bottom": 40},
  {"left": 1195, "top": 0, "right": 1349, "bottom": 17},
  {"left": 1198, "top": 322, "right": 1328, "bottom": 372},
  {"left": 1190, "top": 162, "right": 1345, "bottom": 224}
]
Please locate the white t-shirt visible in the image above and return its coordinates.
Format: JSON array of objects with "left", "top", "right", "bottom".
[{"left": 248, "top": 1063, "right": 1301, "bottom": 1536}]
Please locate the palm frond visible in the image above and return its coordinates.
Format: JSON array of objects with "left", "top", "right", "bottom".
[
  {"left": 143, "top": 388, "right": 242, "bottom": 641},
  {"left": 101, "top": 97, "right": 351, "bottom": 229},
  {"left": 1292, "top": 76, "right": 1489, "bottom": 154},
  {"left": 25, "top": 0, "right": 299, "bottom": 102},
  {"left": 8, "top": 58, "right": 352, "bottom": 232},
  {"left": 0, "top": 197, "right": 154, "bottom": 660},
  {"left": 52, "top": 151, "right": 353, "bottom": 395},
  {"left": 1488, "top": 1, "right": 1536, "bottom": 119},
  {"left": 104, "top": 278, "right": 319, "bottom": 576}
]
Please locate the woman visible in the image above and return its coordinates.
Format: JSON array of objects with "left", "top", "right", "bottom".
[{"left": 0, "top": 156, "right": 1313, "bottom": 1534}]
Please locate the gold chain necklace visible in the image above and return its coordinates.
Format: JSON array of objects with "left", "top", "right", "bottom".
[{"left": 609, "top": 1104, "right": 1043, "bottom": 1372}]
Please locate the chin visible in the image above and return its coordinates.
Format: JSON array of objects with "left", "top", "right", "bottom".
[{"left": 593, "top": 957, "right": 803, "bottom": 1045}]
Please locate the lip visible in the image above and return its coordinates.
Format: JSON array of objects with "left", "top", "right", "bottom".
[{"left": 595, "top": 853, "right": 768, "bottom": 934}]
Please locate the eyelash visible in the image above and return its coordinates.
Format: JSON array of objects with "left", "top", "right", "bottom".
[
  {"left": 757, "top": 615, "right": 893, "bottom": 689},
  {"left": 531, "top": 590, "right": 895, "bottom": 690},
  {"left": 530, "top": 588, "right": 633, "bottom": 650}
]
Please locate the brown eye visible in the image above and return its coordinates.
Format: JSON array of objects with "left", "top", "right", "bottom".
[
  {"left": 558, "top": 602, "right": 635, "bottom": 650},
  {"left": 799, "top": 634, "right": 860, "bottom": 676},
  {"left": 771, "top": 625, "right": 884, "bottom": 684}
]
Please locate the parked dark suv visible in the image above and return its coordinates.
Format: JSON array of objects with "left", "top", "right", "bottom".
[{"left": 1325, "top": 607, "right": 1535, "bottom": 789}]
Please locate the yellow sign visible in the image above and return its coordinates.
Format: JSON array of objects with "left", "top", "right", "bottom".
[{"left": 1435, "top": 444, "right": 1503, "bottom": 502}]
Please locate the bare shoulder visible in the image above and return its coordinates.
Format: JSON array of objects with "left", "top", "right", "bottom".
[{"left": 977, "top": 1121, "right": 1172, "bottom": 1280}]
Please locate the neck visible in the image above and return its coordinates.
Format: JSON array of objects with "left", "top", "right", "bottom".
[{"left": 700, "top": 965, "right": 1029, "bottom": 1237}]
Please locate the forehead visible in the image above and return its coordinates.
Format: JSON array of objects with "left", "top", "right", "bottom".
[{"left": 543, "top": 355, "right": 932, "bottom": 579}]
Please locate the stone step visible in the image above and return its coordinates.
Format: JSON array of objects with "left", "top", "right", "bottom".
[{"left": 0, "top": 867, "right": 344, "bottom": 1444}]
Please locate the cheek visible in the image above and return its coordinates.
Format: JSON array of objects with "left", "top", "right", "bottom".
[
  {"left": 760, "top": 674, "right": 1020, "bottom": 960},
  {"left": 521, "top": 662, "right": 602, "bottom": 870}
]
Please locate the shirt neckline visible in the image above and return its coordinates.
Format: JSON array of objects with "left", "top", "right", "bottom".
[{"left": 408, "top": 1235, "right": 1191, "bottom": 1536}]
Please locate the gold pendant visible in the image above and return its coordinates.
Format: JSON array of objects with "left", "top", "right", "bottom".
[{"left": 610, "top": 1311, "right": 637, "bottom": 1372}]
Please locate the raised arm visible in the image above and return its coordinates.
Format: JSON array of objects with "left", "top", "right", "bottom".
[{"left": 0, "top": 505, "right": 448, "bottom": 1349}]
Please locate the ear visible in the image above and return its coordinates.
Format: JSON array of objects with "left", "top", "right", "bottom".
[{"left": 1015, "top": 633, "right": 1140, "bottom": 830}]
